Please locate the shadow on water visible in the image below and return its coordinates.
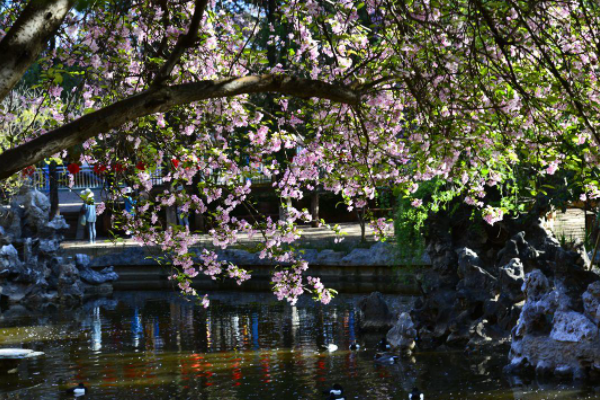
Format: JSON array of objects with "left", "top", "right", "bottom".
[{"left": 0, "top": 291, "right": 598, "bottom": 399}]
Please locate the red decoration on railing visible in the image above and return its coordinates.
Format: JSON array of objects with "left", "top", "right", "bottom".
[
  {"left": 112, "top": 162, "right": 126, "bottom": 173},
  {"left": 67, "top": 163, "right": 80, "bottom": 174},
  {"left": 21, "top": 165, "right": 36, "bottom": 177},
  {"left": 93, "top": 164, "right": 107, "bottom": 175}
]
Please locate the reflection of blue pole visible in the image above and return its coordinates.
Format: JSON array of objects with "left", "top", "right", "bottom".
[
  {"left": 349, "top": 310, "right": 356, "bottom": 343},
  {"left": 251, "top": 312, "right": 259, "bottom": 349},
  {"left": 132, "top": 309, "right": 143, "bottom": 339}
]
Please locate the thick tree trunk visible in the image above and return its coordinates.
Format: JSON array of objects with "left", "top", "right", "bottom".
[
  {"left": 278, "top": 197, "right": 292, "bottom": 221},
  {"left": 357, "top": 208, "right": 366, "bottom": 242},
  {"left": 0, "top": 0, "right": 76, "bottom": 102},
  {"left": 166, "top": 205, "right": 177, "bottom": 227},
  {"left": 191, "top": 174, "right": 205, "bottom": 232},
  {"left": 311, "top": 192, "right": 319, "bottom": 227}
]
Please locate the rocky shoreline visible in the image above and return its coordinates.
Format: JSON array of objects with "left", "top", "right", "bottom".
[{"left": 359, "top": 205, "right": 600, "bottom": 381}]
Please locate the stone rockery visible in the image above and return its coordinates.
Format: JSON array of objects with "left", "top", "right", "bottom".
[
  {"left": 0, "top": 186, "right": 118, "bottom": 305},
  {"left": 379, "top": 203, "right": 600, "bottom": 380}
]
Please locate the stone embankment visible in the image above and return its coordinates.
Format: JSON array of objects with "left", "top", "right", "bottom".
[{"left": 62, "top": 241, "right": 430, "bottom": 294}]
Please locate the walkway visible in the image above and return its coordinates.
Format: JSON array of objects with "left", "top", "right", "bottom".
[{"left": 61, "top": 222, "right": 383, "bottom": 252}]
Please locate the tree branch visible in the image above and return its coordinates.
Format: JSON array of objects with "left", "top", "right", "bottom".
[
  {"left": 0, "top": 0, "right": 76, "bottom": 102},
  {"left": 152, "top": 0, "right": 208, "bottom": 86},
  {"left": 0, "top": 74, "right": 360, "bottom": 179}
]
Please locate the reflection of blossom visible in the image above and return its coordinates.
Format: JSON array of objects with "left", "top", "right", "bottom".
[{"left": 201, "top": 294, "right": 210, "bottom": 308}]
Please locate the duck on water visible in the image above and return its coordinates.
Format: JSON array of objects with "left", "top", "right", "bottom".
[
  {"left": 374, "top": 352, "right": 399, "bottom": 364},
  {"left": 66, "top": 383, "right": 87, "bottom": 397},
  {"left": 323, "top": 383, "right": 345, "bottom": 400},
  {"left": 409, "top": 387, "right": 424, "bottom": 400}
]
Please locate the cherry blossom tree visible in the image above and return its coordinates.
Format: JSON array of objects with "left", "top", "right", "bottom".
[{"left": 1, "top": 0, "right": 600, "bottom": 305}]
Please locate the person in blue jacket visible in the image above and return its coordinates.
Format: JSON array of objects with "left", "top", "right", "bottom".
[
  {"left": 80, "top": 189, "right": 97, "bottom": 243},
  {"left": 123, "top": 187, "right": 136, "bottom": 216}
]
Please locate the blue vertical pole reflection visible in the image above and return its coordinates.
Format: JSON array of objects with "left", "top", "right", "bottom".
[
  {"left": 251, "top": 312, "right": 259, "bottom": 350},
  {"left": 132, "top": 308, "right": 143, "bottom": 348},
  {"left": 349, "top": 310, "right": 356, "bottom": 344},
  {"left": 153, "top": 318, "right": 163, "bottom": 351}
]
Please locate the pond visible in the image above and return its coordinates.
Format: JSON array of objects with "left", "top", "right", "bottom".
[{"left": 0, "top": 291, "right": 598, "bottom": 400}]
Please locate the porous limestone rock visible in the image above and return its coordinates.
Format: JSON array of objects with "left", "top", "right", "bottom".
[
  {"left": 402, "top": 202, "right": 600, "bottom": 381},
  {"left": 499, "top": 258, "right": 525, "bottom": 303},
  {"left": 386, "top": 312, "right": 416, "bottom": 355},
  {"left": 357, "top": 291, "right": 394, "bottom": 331},
  {"left": 508, "top": 269, "right": 600, "bottom": 380},
  {"left": 79, "top": 266, "right": 119, "bottom": 285},
  {"left": 583, "top": 281, "right": 600, "bottom": 326},
  {"left": 550, "top": 311, "right": 599, "bottom": 342},
  {"left": 75, "top": 254, "right": 119, "bottom": 285}
]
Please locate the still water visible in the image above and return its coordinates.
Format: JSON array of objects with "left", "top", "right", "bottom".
[{"left": 0, "top": 291, "right": 598, "bottom": 400}]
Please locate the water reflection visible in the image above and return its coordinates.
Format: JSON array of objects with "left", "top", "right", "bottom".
[{"left": 0, "top": 292, "right": 597, "bottom": 399}]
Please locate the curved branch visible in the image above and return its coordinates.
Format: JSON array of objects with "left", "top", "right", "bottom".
[
  {"left": 0, "top": 74, "right": 360, "bottom": 179},
  {"left": 152, "top": 0, "right": 208, "bottom": 86},
  {"left": 0, "top": 0, "right": 76, "bottom": 102}
]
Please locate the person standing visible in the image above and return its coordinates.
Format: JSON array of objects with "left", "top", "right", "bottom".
[
  {"left": 123, "top": 187, "right": 136, "bottom": 236},
  {"left": 80, "top": 188, "right": 97, "bottom": 243},
  {"left": 123, "top": 187, "right": 136, "bottom": 216}
]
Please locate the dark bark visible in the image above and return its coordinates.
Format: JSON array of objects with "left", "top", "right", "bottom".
[
  {"left": 311, "top": 191, "right": 319, "bottom": 227},
  {"left": 152, "top": 0, "right": 208, "bottom": 86},
  {"left": 0, "top": 0, "right": 76, "bottom": 102},
  {"left": 191, "top": 173, "right": 205, "bottom": 232},
  {"left": 357, "top": 208, "right": 366, "bottom": 242}
]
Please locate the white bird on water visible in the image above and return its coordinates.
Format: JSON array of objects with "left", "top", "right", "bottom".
[
  {"left": 324, "top": 344, "right": 338, "bottom": 352},
  {"left": 66, "top": 383, "right": 87, "bottom": 397},
  {"left": 325, "top": 384, "right": 345, "bottom": 400}
]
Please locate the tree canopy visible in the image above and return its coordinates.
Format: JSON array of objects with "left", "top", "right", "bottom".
[{"left": 1, "top": 0, "right": 600, "bottom": 304}]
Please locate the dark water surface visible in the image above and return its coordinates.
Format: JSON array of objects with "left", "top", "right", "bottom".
[{"left": 0, "top": 291, "right": 598, "bottom": 399}]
